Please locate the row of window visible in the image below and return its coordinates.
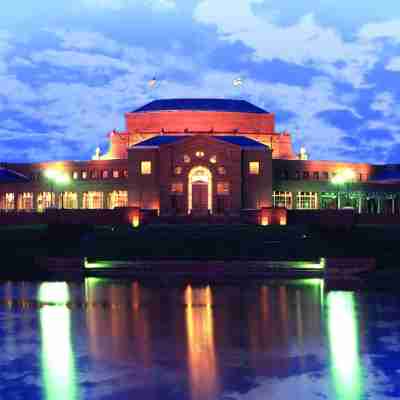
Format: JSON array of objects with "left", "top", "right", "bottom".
[
  {"left": 170, "top": 182, "right": 230, "bottom": 195},
  {"left": 278, "top": 170, "right": 367, "bottom": 181},
  {"left": 0, "top": 191, "right": 128, "bottom": 210}
]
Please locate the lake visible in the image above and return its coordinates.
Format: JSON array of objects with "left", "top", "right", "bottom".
[{"left": 0, "top": 278, "right": 399, "bottom": 399}]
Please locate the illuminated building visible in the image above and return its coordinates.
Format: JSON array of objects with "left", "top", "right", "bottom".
[{"left": 1, "top": 98, "right": 400, "bottom": 217}]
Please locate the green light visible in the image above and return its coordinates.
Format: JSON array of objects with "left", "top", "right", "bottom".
[
  {"left": 327, "top": 292, "right": 362, "bottom": 399},
  {"left": 44, "top": 169, "right": 71, "bottom": 185},
  {"left": 39, "top": 283, "right": 79, "bottom": 400}
]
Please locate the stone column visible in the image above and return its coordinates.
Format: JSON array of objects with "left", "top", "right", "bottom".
[
  {"left": 358, "top": 196, "right": 362, "bottom": 214},
  {"left": 292, "top": 192, "right": 298, "bottom": 209},
  {"left": 392, "top": 196, "right": 395, "bottom": 215}
]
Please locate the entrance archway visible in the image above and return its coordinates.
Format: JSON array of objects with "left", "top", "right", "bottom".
[{"left": 188, "top": 166, "right": 212, "bottom": 214}]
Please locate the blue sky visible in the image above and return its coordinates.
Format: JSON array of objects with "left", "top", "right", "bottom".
[{"left": 1, "top": 0, "right": 400, "bottom": 163}]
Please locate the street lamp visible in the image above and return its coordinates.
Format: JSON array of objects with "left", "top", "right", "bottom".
[
  {"left": 331, "top": 169, "right": 355, "bottom": 209},
  {"left": 44, "top": 169, "right": 71, "bottom": 209}
]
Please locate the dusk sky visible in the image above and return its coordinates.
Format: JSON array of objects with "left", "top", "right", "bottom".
[{"left": 1, "top": 0, "right": 400, "bottom": 163}]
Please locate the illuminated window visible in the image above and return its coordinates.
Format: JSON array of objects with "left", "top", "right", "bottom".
[
  {"left": 218, "top": 166, "right": 226, "bottom": 175},
  {"left": 170, "top": 183, "right": 184, "bottom": 193},
  {"left": 90, "top": 170, "right": 98, "bottom": 179},
  {"left": 249, "top": 161, "right": 260, "bottom": 175},
  {"left": 108, "top": 190, "right": 128, "bottom": 208},
  {"left": 296, "top": 192, "right": 318, "bottom": 209},
  {"left": 195, "top": 151, "right": 205, "bottom": 158},
  {"left": 101, "top": 170, "right": 109, "bottom": 179},
  {"left": 183, "top": 154, "right": 191, "bottom": 163},
  {"left": 123, "top": 169, "right": 128, "bottom": 178},
  {"left": 217, "top": 182, "right": 230, "bottom": 195},
  {"left": 81, "top": 171, "right": 87, "bottom": 179},
  {"left": 17, "top": 192, "right": 33, "bottom": 210},
  {"left": 83, "top": 191, "right": 104, "bottom": 209},
  {"left": 210, "top": 155, "right": 217, "bottom": 164},
  {"left": 62, "top": 192, "right": 78, "bottom": 209},
  {"left": 72, "top": 171, "right": 79, "bottom": 180},
  {"left": 174, "top": 166, "right": 182, "bottom": 175},
  {"left": 112, "top": 170, "right": 120, "bottom": 178},
  {"left": 140, "top": 161, "right": 152, "bottom": 175},
  {"left": 1, "top": 193, "right": 15, "bottom": 210},
  {"left": 273, "top": 191, "right": 292, "bottom": 209},
  {"left": 313, "top": 171, "right": 319, "bottom": 180},
  {"left": 37, "top": 192, "right": 52, "bottom": 211}
]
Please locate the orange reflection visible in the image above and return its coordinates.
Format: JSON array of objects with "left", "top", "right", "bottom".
[
  {"left": 85, "top": 279, "right": 151, "bottom": 367},
  {"left": 185, "top": 285, "right": 218, "bottom": 400}
]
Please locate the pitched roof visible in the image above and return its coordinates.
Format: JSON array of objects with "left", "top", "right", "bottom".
[
  {"left": 214, "top": 136, "right": 266, "bottom": 148},
  {"left": 132, "top": 135, "right": 266, "bottom": 149},
  {"left": 0, "top": 168, "right": 30, "bottom": 184},
  {"left": 133, "top": 98, "right": 268, "bottom": 114},
  {"left": 132, "top": 135, "right": 189, "bottom": 147}
]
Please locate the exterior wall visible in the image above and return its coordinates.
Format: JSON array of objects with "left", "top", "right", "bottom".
[
  {"left": 242, "top": 148, "right": 273, "bottom": 209},
  {"left": 127, "top": 148, "right": 160, "bottom": 210},
  {"left": 0, "top": 159, "right": 129, "bottom": 210},
  {"left": 125, "top": 111, "right": 276, "bottom": 134},
  {"left": 158, "top": 135, "right": 243, "bottom": 215}
]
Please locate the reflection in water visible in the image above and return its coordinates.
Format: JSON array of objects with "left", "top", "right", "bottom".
[
  {"left": 327, "top": 292, "right": 362, "bottom": 399},
  {"left": 38, "top": 282, "right": 79, "bottom": 400},
  {"left": 85, "top": 278, "right": 152, "bottom": 366},
  {"left": 185, "top": 285, "right": 218, "bottom": 400}
]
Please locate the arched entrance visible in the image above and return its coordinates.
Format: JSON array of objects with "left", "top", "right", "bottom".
[{"left": 188, "top": 166, "right": 212, "bottom": 214}]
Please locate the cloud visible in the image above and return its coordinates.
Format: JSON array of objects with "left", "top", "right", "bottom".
[
  {"left": 194, "top": 1, "right": 379, "bottom": 88},
  {"left": 371, "top": 91, "right": 396, "bottom": 117},
  {"left": 359, "top": 20, "right": 400, "bottom": 43},
  {"left": 386, "top": 57, "right": 400, "bottom": 71},
  {"left": 30, "top": 50, "right": 135, "bottom": 73}
]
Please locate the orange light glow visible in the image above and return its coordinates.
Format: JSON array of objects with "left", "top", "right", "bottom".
[{"left": 280, "top": 216, "right": 287, "bottom": 225}]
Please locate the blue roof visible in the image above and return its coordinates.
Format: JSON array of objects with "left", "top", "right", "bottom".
[
  {"left": 215, "top": 136, "right": 266, "bottom": 148},
  {"left": 370, "top": 169, "right": 400, "bottom": 182},
  {"left": 133, "top": 135, "right": 266, "bottom": 148},
  {"left": 0, "top": 168, "right": 29, "bottom": 184},
  {"left": 133, "top": 99, "right": 268, "bottom": 114},
  {"left": 133, "top": 135, "right": 189, "bottom": 147}
]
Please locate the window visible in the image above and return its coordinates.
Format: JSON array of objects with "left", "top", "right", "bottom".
[
  {"left": 2, "top": 193, "right": 15, "bottom": 210},
  {"left": 218, "top": 166, "right": 226, "bottom": 175},
  {"left": 313, "top": 171, "right": 319, "bottom": 180},
  {"left": 323, "top": 171, "right": 329, "bottom": 180},
  {"left": 140, "top": 161, "right": 152, "bottom": 175},
  {"left": 37, "top": 192, "right": 52, "bottom": 211},
  {"left": 63, "top": 192, "right": 78, "bottom": 209},
  {"left": 72, "top": 171, "right": 79, "bottom": 180},
  {"left": 359, "top": 173, "right": 363, "bottom": 182},
  {"left": 18, "top": 192, "right": 33, "bottom": 210},
  {"left": 82, "top": 171, "right": 87, "bottom": 180},
  {"left": 249, "top": 161, "right": 260, "bottom": 175},
  {"left": 101, "top": 170, "right": 109, "bottom": 179},
  {"left": 296, "top": 192, "right": 318, "bottom": 209},
  {"left": 209, "top": 155, "right": 217, "bottom": 164},
  {"left": 273, "top": 191, "right": 293, "bottom": 209},
  {"left": 123, "top": 169, "right": 128, "bottom": 178},
  {"left": 174, "top": 166, "right": 182, "bottom": 175},
  {"left": 183, "top": 154, "right": 191, "bottom": 163},
  {"left": 90, "top": 170, "right": 98, "bottom": 179},
  {"left": 112, "top": 169, "right": 120, "bottom": 178},
  {"left": 303, "top": 171, "right": 310, "bottom": 180},
  {"left": 170, "top": 183, "right": 183, "bottom": 193},
  {"left": 295, "top": 171, "right": 300, "bottom": 180},
  {"left": 109, "top": 190, "right": 128, "bottom": 208},
  {"left": 83, "top": 191, "right": 104, "bottom": 209},
  {"left": 195, "top": 151, "right": 205, "bottom": 158},
  {"left": 217, "top": 182, "right": 230, "bottom": 195}
]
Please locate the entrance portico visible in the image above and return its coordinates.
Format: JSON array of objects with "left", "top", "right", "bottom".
[{"left": 188, "top": 166, "right": 212, "bottom": 214}]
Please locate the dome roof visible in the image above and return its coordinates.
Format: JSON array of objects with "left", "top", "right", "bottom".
[{"left": 133, "top": 98, "right": 268, "bottom": 114}]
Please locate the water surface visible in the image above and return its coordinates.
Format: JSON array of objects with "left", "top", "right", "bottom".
[{"left": 0, "top": 278, "right": 399, "bottom": 399}]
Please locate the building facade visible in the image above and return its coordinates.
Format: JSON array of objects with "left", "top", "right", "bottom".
[{"left": 1, "top": 98, "right": 400, "bottom": 217}]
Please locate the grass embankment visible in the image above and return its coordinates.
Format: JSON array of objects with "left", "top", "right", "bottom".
[{"left": 1, "top": 224, "right": 400, "bottom": 268}]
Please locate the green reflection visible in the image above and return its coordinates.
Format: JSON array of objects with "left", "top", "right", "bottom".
[
  {"left": 327, "top": 292, "right": 362, "bottom": 399},
  {"left": 39, "top": 282, "right": 79, "bottom": 400}
]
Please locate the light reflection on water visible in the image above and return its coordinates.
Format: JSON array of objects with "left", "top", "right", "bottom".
[{"left": 0, "top": 278, "right": 400, "bottom": 399}]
